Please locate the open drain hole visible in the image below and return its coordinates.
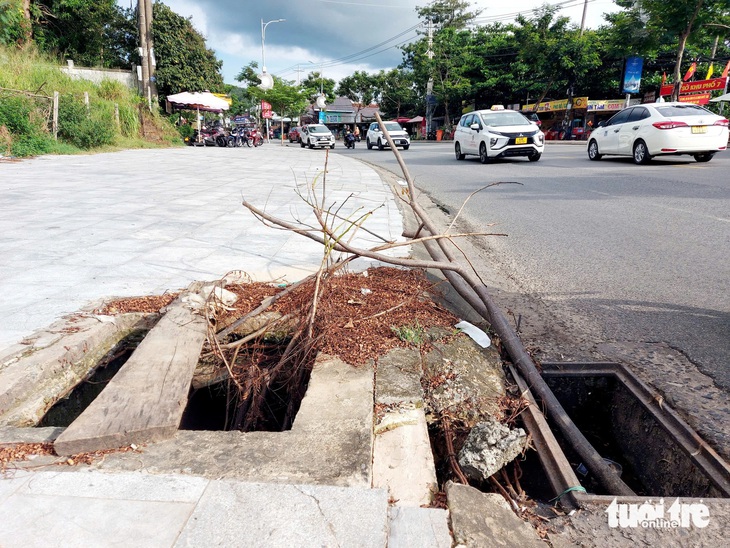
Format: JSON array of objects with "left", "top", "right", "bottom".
[
  {"left": 38, "top": 330, "right": 148, "bottom": 428},
  {"left": 180, "top": 340, "right": 315, "bottom": 432},
  {"left": 529, "top": 363, "right": 730, "bottom": 499}
]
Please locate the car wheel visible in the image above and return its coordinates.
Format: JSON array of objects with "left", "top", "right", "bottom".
[
  {"left": 455, "top": 142, "right": 465, "bottom": 160},
  {"left": 587, "top": 140, "right": 602, "bottom": 161},
  {"left": 378, "top": 139, "right": 384, "bottom": 151},
  {"left": 694, "top": 152, "right": 714, "bottom": 163},
  {"left": 479, "top": 142, "right": 490, "bottom": 164},
  {"left": 300, "top": 140, "right": 305, "bottom": 148},
  {"left": 367, "top": 139, "right": 373, "bottom": 150},
  {"left": 330, "top": 144, "right": 335, "bottom": 149},
  {"left": 632, "top": 140, "right": 651, "bottom": 164},
  {"left": 528, "top": 152, "right": 541, "bottom": 162},
  {"left": 308, "top": 140, "right": 314, "bottom": 149},
  {"left": 402, "top": 144, "right": 409, "bottom": 150}
]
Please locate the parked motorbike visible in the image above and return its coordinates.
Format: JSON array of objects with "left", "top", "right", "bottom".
[
  {"left": 227, "top": 126, "right": 245, "bottom": 147},
  {"left": 247, "top": 128, "right": 264, "bottom": 147},
  {"left": 344, "top": 131, "right": 356, "bottom": 149}
]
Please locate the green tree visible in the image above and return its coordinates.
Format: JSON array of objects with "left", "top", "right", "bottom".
[
  {"left": 415, "top": 0, "right": 481, "bottom": 29},
  {"left": 152, "top": 2, "right": 224, "bottom": 97},
  {"left": 613, "top": 0, "right": 730, "bottom": 100},
  {"left": 0, "top": 0, "right": 31, "bottom": 45},
  {"left": 32, "top": 0, "right": 136, "bottom": 68},
  {"left": 301, "top": 71, "right": 336, "bottom": 101},
  {"left": 376, "top": 68, "right": 420, "bottom": 119},
  {"left": 236, "top": 63, "right": 309, "bottom": 126},
  {"left": 512, "top": 6, "right": 601, "bottom": 107},
  {"left": 335, "top": 70, "right": 378, "bottom": 123}
]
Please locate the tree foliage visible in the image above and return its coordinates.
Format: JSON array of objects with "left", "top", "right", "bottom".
[
  {"left": 235, "top": 61, "right": 310, "bottom": 120},
  {"left": 31, "top": 0, "right": 136, "bottom": 68},
  {"left": 151, "top": 2, "right": 224, "bottom": 96},
  {"left": 301, "top": 71, "right": 336, "bottom": 101}
]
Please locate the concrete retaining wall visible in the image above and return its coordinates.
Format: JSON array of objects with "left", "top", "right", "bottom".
[{"left": 60, "top": 61, "right": 139, "bottom": 90}]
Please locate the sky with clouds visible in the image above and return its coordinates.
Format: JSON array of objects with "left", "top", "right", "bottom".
[{"left": 133, "top": 0, "right": 620, "bottom": 85}]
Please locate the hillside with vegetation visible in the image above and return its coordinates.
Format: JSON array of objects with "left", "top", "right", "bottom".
[{"left": 0, "top": 45, "right": 179, "bottom": 157}]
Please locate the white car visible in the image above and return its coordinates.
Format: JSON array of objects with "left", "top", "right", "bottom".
[
  {"left": 300, "top": 124, "right": 335, "bottom": 149},
  {"left": 454, "top": 107, "right": 545, "bottom": 163},
  {"left": 366, "top": 121, "right": 410, "bottom": 150},
  {"left": 587, "top": 102, "right": 729, "bottom": 164}
]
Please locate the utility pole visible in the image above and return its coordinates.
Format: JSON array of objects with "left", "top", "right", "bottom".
[
  {"left": 425, "top": 19, "right": 435, "bottom": 138},
  {"left": 580, "top": 0, "right": 588, "bottom": 36},
  {"left": 138, "top": 0, "right": 150, "bottom": 108},
  {"left": 143, "top": 0, "right": 157, "bottom": 105}
]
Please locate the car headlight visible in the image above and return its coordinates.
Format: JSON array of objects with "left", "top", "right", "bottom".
[
  {"left": 490, "top": 136, "right": 499, "bottom": 147},
  {"left": 535, "top": 133, "right": 544, "bottom": 145}
]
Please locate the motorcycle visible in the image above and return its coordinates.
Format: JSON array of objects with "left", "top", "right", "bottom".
[
  {"left": 227, "top": 126, "right": 245, "bottom": 147},
  {"left": 344, "top": 131, "right": 356, "bottom": 149},
  {"left": 246, "top": 128, "right": 263, "bottom": 147}
]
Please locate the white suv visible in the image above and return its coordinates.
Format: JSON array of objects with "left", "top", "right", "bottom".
[
  {"left": 300, "top": 124, "right": 335, "bottom": 149},
  {"left": 454, "top": 107, "right": 544, "bottom": 163},
  {"left": 366, "top": 121, "right": 410, "bottom": 150}
]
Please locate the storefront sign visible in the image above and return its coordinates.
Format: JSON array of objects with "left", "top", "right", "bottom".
[
  {"left": 660, "top": 77, "right": 727, "bottom": 97},
  {"left": 678, "top": 92, "right": 712, "bottom": 105},
  {"left": 522, "top": 97, "right": 588, "bottom": 112},
  {"left": 587, "top": 99, "right": 638, "bottom": 111}
]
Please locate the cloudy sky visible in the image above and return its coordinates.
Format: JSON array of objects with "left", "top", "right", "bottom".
[{"left": 135, "top": 0, "right": 620, "bottom": 85}]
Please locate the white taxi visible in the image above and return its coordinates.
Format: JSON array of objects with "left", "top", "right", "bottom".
[
  {"left": 587, "top": 102, "right": 728, "bottom": 164},
  {"left": 454, "top": 106, "right": 545, "bottom": 163}
]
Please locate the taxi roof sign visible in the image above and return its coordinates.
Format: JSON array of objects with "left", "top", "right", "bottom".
[{"left": 490, "top": 105, "right": 505, "bottom": 110}]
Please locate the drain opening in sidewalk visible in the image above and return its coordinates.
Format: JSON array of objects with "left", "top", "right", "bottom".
[
  {"left": 180, "top": 339, "right": 315, "bottom": 432},
  {"left": 37, "top": 330, "right": 149, "bottom": 428},
  {"left": 530, "top": 363, "right": 730, "bottom": 499}
]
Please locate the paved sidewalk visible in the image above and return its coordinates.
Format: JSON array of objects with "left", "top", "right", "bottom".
[{"left": 0, "top": 145, "right": 406, "bottom": 351}]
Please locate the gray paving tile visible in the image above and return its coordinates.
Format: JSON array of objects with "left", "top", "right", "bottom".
[
  {"left": 175, "top": 481, "right": 389, "bottom": 548},
  {"left": 0, "top": 147, "right": 406, "bottom": 352}
]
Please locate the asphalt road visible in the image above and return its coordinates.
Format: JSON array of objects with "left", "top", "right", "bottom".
[{"left": 336, "top": 140, "right": 730, "bottom": 391}]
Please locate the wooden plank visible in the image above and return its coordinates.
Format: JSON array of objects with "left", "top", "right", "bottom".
[{"left": 54, "top": 299, "right": 207, "bottom": 456}]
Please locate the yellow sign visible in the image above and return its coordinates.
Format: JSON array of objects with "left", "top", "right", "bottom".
[{"left": 522, "top": 97, "right": 589, "bottom": 112}]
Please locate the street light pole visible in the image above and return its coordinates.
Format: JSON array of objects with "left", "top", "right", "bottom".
[
  {"left": 261, "top": 18, "right": 285, "bottom": 78},
  {"left": 260, "top": 18, "right": 284, "bottom": 141}
]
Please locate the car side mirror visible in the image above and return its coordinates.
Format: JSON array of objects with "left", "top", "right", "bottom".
[
  {"left": 597, "top": 121, "right": 606, "bottom": 128},
  {"left": 470, "top": 123, "right": 480, "bottom": 131}
]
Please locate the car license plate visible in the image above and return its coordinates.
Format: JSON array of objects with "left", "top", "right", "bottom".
[
  {"left": 691, "top": 126, "right": 707, "bottom": 134},
  {"left": 515, "top": 137, "right": 528, "bottom": 144}
]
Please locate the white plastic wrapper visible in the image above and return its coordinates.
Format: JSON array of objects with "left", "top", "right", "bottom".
[{"left": 455, "top": 320, "right": 491, "bottom": 348}]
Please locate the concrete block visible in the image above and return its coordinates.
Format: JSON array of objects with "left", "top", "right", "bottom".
[
  {"left": 375, "top": 347, "right": 423, "bottom": 404},
  {"left": 388, "top": 506, "right": 452, "bottom": 548},
  {"left": 373, "top": 406, "right": 437, "bottom": 506},
  {"left": 446, "top": 481, "right": 543, "bottom": 547}
]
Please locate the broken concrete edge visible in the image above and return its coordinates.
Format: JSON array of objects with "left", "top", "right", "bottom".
[
  {"left": 0, "top": 426, "right": 64, "bottom": 448},
  {"left": 445, "top": 481, "right": 544, "bottom": 548},
  {"left": 0, "top": 312, "right": 156, "bottom": 427}
]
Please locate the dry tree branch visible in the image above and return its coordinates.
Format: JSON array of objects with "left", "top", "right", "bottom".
[{"left": 237, "top": 115, "right": 635, "bottom": 497}]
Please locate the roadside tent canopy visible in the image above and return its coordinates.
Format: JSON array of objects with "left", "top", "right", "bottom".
[{"left": 166, "top": 91, "right": 230, "bottom": 112}]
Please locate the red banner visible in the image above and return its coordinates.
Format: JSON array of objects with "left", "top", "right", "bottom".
[
  {"left": 261, "top": 100, "right": 272, "bottom": 119},
  {"left": 660, "top": 77, "right": 727, "bottom": 97},
  {"left": 678, "top": 92, "right": 712, "bottom": 105}
]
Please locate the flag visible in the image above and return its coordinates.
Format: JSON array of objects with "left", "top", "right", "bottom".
[
  {"left": 661, "top": 72, "right": 666, "bottom": 87},
  {"left": 705, "top": 64, "right": 714, "bottom": 80},
  {"left": 722, "top": 60, "right": 730, "bottom": 78},
  {"left": 683, "top": 62, "right": 697, "bottom": 82}
]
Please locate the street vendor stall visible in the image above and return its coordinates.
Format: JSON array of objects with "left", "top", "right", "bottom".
[{"left": 166, "top": 91, "right": 230, "bottom": 144}]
